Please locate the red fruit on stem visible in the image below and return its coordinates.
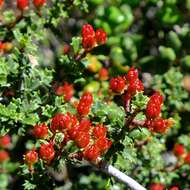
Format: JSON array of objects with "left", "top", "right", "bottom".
[
  {"left": 79, "top": 118, "right": 91, "bottom": 132},
  {"left": 83, "top": 145, "right": 100, "bottom": 161},
  {"left": 173, "top": 144, "right": 185, "bottom": 157},
  {"left": 39, "top": 143, "right": 55, "bottom": 162},
  {"left": 150, "top": 183, "right": 164, "bottom": 190},
  {"left": 93, "top": 124, "right": 107, "bottom": 138},
  {"left": 82, "top": 24, "right": 95, "bottom": 37},
  {"left": 55, "top": 82, "right": 74, "bottom": 102},
  {"left": 153, "top": 118, "right": 169, "bottom": 133},
  {"left": 110, "top": 76, "right": 126, "bottom": 93},
  {"left": 33, "top": 123, "right": 48, "bottom": 139},
  {"left": 0, "top": 135, "right": 11, "bottom": 148},
  {"left": 77, "top": 102, "right": 91, "bottom": 116},
  {"left": 184, "top": 152, "right": 190, "bottom": 164},
  {"left": 0, "top": 150, "right": 9, "bottom": 163},
  {"left": 80, "top": 92, "right": 93, "bottom": 105},
  {"left": 33, "top": 0, "right": 46, "bottom": 8},
  {"left": 82, "top": 35, "right": 96, "bottom": 51},
  {"left": 95, "top": 29, "right": 107, "bottom": 44},
  {"left": 24, "top": 150, "right": 38, "bottom": 165},
  {"left": 125, "top": 67, "right": 139, "bottom": 82},
  {"left": 75, "top": 132, "right": 90, "bottom": 148},
  {"left": 127, "top": 79, "right": 144, "bottom": 96},
  {"left": 98, "top": 68, "right": 109, "bottom": 81},
  {"left": 68, "top": 125, "right": 81, "bottom": 140},
  {"left": 95, "top": 137, "right": 112, "bottom": 152},
  {"left": 17, "top": 0, "right": 29, "bottom": 11}
]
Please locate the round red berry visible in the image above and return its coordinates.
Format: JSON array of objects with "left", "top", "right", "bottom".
[
  {"left": 24, "top": 150, "right": 38, "bottom": 165},
  {"left": 33, "top": 123, "right": 48, "bottom": 139},
  {"left": 80, "top": 92, "right": 93, "bottom": 105},
  {"left": 83, "top": 145, "right": 100, "bottom": 161},
  {"left": 0, "top": 150, "right": 9, "bottom": 163},
  {"left": 99, "top": 68, "right": 109, "bottom": 81},
  {"left": 17, "top": 0, "right": 29, "bottom": 10},
  {"left": 184, "top": 152, "right": 190, "bottom": 164},
  {"left": 82, "top": 24, "right": 95, "bottom": 37},
  {"left": 0, "top": 135, "right": 11, "bottom": 148},
  {"left": 153, "top": 118, "right": 169, "bottom": 133},
  {"left": 150, "top": 183, "right": 164, "bottom": 190},
  {"left": 125, "top": 67, "right": 139, "bottom": 82},
  {"left": 75, "top": 132, "right": 90, "bottom": 148},
  {"left": 39, "top": 143, "right": 55, "bottom": 162},
  {"left": 95, "top": 137, "right": 112, "bottom": 152},
  {"left": 79, "top": 118, "right": 91, "bottom": 132},
  {"left": 0, "top": 0, "right": 3, "bottom": 7},
  {"left": 95, "top": 29, "right": 107, "bottom": 45},
  {"left": 77, "top": 102, "right": 91, "bottom": 116},
  {"left": 93, "top": 124, "right": 107, "bottom": 138},
  {"left": 33, "top": 0, "right": 46, "bottom": 8},
  {"left": 173, "top": 144, "right": 185, "bottom": 157},
  {"left": 127, "top": 79, "right": 144, "bottom": 96},
  {"left": 82, "top": 35, "right": 96, "bottom": 51},
  {"left": 110, "top": 76, "right": 126, "bottom": 93}
]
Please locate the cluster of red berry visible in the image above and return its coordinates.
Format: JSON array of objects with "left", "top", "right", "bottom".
[
  {"left": 16, "top": 0, "right": 46, "bottom": 11},
  {"left": 24, "top": 92, "right": 112, "bottom": 170},
  {"left": 173, "top": 143, "right": 190, "bottom": 165},
  {"left": 150, "top": 183, "right": 179, "bottom": 190},
  {"left": 0, "top": 135, "right": 11, "bottom": 163},
  {"left": 144, "top": 92, "right": 172, "bottom": 133},
  {"left": 82, "top": 24, "right": 107, "bottom": 51},
  {"left": 109, "top": 67, "right": 144, "bottom": 105},
  {"left": 54, "top": 82, "right": 74, "bottom": 102}
]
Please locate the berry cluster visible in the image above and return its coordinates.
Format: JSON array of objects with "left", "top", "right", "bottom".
[
  {"left": 24, "top": 92, "right": 112, "bottom": 170},
  {"left": 150, "top": 183, "right": 179, "bottom": 190},
  {"left": 144, "top": 92, "right": 172, "bottom": 133},
  {"left": 109, "top": 67, "right": 144, "bottom": 103},
  {"left": 173, "top": 143, "right": 190, "bottom": 165},
  {"left": 54, "top": 82, "right": 74, "bottom": 102},
  {"left": 16, "top": 0, "right": 46, "bottom": 11},
  {"left": 0, "top": 135, "right": 11, "bottom": 163},
  {"left": 82, "top": 24, "right": 107, "bottom": 51}
]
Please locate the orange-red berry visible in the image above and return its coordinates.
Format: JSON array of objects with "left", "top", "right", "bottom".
[
  {"left": 17, "top": 0, "right": 29, "bottom": 11},
  {"left": 0, "top": 135, "right": 11, "bottom": 148},
  {"left": 173, "top": 144, "right": 185, "bottom": 157},
  {"left": 184, "top": 152, "right": 190, "bottom": 164},
  {"left": 0, "top": 150, "right": 9, "bottom": 163},
  {"left": 83, "top": 145, "right": 100, "bottom": 161},
  {"left": 93, "top": 124, "right": 107, "bottom": 138},
  {"left": 95, "top": 29, "right": 107, "bottom": 45},
  {"left": 39, "top": 143, "right": 55, "bottom": 162},
  {"left": 33, "top": 123, "right": 48, "bottom": 139},
  {"left": 33, "top": 0, "right": 46, "bottom": 8},
  {"left": 24, "top": 150, "right": 38, "bottom": 165},
  {"left": 150, "top": 183, "right": 164, "bottom": 190},
  {"left": 110, "top": 76, "right": 126, "bottom": 93}
]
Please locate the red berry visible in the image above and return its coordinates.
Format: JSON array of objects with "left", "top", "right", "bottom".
[
  {"left": 77, "top": 102, "right": 91, "bottom": 116},
  {"left": 184, "top": 152, "right": 190, "bottom": 164},
  {"left": 55, "top": 82, "right": 74, "bottom": 101},
  {"left": 17, "top": 0, "right": 29, "bottom": 10},
  {"left": 75, "top": 132, "right": 90, "bottom": 148},
  {"left": 153, "top": 118, "right": 169, "bottom": 133},
  {"left": 169, "top": 187, "right": 179, "bottom": 190},
  {"left": 82, "top": 35, "right": 96, "bottom": 51},
  {"left": 68, "top": 125, "right": 81, "bottom": 140},
  {"left": 51, "top": 113, "right": 76, "bottom": 132},
  {"left": 95, "top": 137, "right": 112, "bottom": 152},
  {"left": 0, "top": 150, "right": 9, "bottom": 163},
  {"left": 125, "top": 67, "right": 139, "bottom": 82},
  {"left": 144, "top": 119, "right": 154, "bottom": 131},
  {"left": 80, "top": 92, "right": 93, "bottom": 105},
  {"left": 95, "top": 29, "right": 107, "bottom": 44},
  {"left": 83, "top": 145, "right": 100, "bottom": 161},
  {"left": 33, "top": 123, "right": 48, "bottom": 139},
  {"left": 99, "top": 68, "right": 109, "bottom": 81},
  {"left": 146, "top": 92, "right": 163, "bottom": 119},
  {"left": 0, "top": 41, "right": 5, "bottom": 51},
  {"left": 0, "top": 135, "right": 11, "bottom": 148},
  {"left": 0, "top": 0, "right": 3, "bottom": 7},
  {"left": 150, "top": 183, "right": 164, "bottom": 190},
  {"left": 173, "top": 144, "right": 185, "bottom": 157},
  {"left": 79, "top": 118, "right": 91, "bottom": 132},
  {"left": 82, "top": 24, "right": 95, "bottom": 37},
  {"left": 33, "top": 0, "right": 46, "bottom": 8},
  {"left": 93, "top": 124, "right": 107, "bottom": 138},
  {"left": 127, "top": 79, "right": 144, "bottom": 96},
  {"left": 24, "top": 150, "right": 38, "bottom": 165},
  {"left": 110, "top": 76, "right": 126, "bottom": 93},
  {"left": 39, "top": 143, "right": 55, "bottom": 162}
]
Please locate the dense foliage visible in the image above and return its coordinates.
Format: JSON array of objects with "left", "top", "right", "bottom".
[{"left": 0, "top": 0, "right": 190, "bottom": 190}]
